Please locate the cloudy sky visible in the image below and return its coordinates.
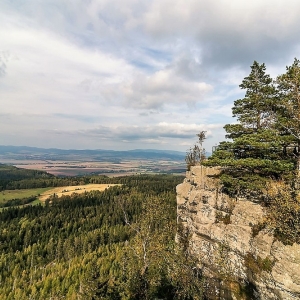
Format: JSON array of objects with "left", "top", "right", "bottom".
[{"left": 1, "top": 0, "right": 300, "bottom": 152}]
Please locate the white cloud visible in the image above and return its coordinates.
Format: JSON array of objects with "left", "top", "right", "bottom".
[
  {"left": 143, "top": 0, "right": 300, "bottom": 67},
  {"left": 122, "top": 68, "right": 212, "bottom": 109},
  {"left": 0, "top": 22, "right": 134, "bottom": 115},
  {"left": 0, "top": 112, "right": 224, "bottom": 150},
  {"left": 1, "top": 0, "right": 300, "bottom": 151}
]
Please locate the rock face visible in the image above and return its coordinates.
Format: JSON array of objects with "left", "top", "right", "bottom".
[{"left": 177, "top": 166, "right": 300, "bottom": 300}]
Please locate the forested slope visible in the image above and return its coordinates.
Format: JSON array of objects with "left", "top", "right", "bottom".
[
  {"left": 0, "top": 173, "right": 202, "bottom": 300},
  {"left": 0, "top": 164, "right": 54, "bottom": 190}
]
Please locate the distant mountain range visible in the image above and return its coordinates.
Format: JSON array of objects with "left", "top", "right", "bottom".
[{"left": 0, "top": 145, "right": 186, "bottom": 162}]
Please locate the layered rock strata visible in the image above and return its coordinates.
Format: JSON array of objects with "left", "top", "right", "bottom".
[{"left": 177, "top": 166, "right": 300, "bottom": 300}]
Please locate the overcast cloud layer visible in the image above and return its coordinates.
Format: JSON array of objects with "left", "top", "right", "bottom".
[{"left": 1, "top": 0, "right": 300, "bottom": 152}]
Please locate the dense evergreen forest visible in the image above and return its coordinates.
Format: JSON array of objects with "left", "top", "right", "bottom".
[
  {"left": 0, "top": 164, "right": 107, "bottom": 190},
  {"left": 0, "top": 168, "right": 203, "bottom": 299},
  {"left": 0, "top": 164, "right": 54, "bottom": 190}
]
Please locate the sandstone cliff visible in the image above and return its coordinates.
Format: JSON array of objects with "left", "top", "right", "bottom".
[{"left": 177, "top": 166, "right": 300, "bottom": 300}]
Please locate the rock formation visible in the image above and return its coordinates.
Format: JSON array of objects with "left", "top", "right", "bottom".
[{"left": 177, "top": 166, "right": 300, "bottom": 300}]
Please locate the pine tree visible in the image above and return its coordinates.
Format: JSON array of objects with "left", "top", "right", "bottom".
[
  {"left": 276, "top": 58, "right": 300, "bottom": 177},
  {"left": 204, "top": 61, "right": 294, "bottom": 199}
]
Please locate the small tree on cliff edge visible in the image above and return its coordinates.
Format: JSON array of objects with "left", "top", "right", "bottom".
[
  {"left": 203, "top": 61, "right": 294, "bottom": 199},
  {"left": 185, "top": 131, "right": 206, "bottom": 171}
]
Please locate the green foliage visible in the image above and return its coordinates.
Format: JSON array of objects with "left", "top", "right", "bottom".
[
  {"left": 276, "top": 58, "right": 300, "bottom": 138},
  {"left": 120, "top": 194, "right": 204, "bottom": 299},
  {"left": 263, "top": 182, "right": 300, "bottom": 245},
  {"left": 170, "top": 223, "right": 204, "bottom": 300},
  {"left": 203, "top": 58, "right": 300, "bottom": 246},
  {"left": 276, "top": 58, "right": 300, "bottom": 173},
  {"left": 0, "top": 173, "right": 203, "bottom": 299},
  {"left": 120, "top": 196, "right": 176, "bottom": 299},
  {"left": 204, "top": 60, "right": 298, "bottom": 199},
  {"left": 244, "top": 253, "right": 275, "bottom": 275},
  {"left": 230, "top": 61, "right": 275, "bottom": 132},
  {"left": 0, "top": 187, "right": 52, "bottom": 207},
  {"left": 0, "top": 164, "right": 53, "bottom": 191}
]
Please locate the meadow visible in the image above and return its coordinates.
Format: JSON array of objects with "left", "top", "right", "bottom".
[
  {"left": 0, "top": 184, "right": 119, "bottom": 207},
  {"left": 38, "top": 183, "right": 120, "bottom": 201},
  {"left": 0, "top": 187, "right": 52, "bottom": 203}
]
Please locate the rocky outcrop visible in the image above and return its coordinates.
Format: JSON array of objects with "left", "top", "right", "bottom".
[{"left": 177, "top": 166, "right": 300, "bottom": 300}]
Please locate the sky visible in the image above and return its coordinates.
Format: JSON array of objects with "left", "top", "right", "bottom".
[{"left": 1, "top": 0, "right": 300, "bottom": 152}]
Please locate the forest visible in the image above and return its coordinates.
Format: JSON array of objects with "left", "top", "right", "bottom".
[{"left": 0, "top": 169, "right": 204, "bottom": 299}]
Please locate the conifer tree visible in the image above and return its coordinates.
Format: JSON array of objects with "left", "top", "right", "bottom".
[
  {"left": 204, "top": 61, "right": 294, "bottom": 198},
  {"left": 276, "top": 58, "right": 300, "bottom": 177}
]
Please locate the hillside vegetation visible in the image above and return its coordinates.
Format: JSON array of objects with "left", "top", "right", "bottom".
[
  {"left": 0, "top": 172, "right": 204, "bottom": 299},
  {"left": 0, "top": 164, "right": 54, "bottom": 190}
]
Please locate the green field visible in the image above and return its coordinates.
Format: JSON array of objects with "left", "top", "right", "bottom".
[{"left": 0, "top": 187, "right": 53, "bottom": 204}]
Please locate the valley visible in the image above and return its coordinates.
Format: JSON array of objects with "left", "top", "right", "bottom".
[{"left": 0, "top": 146, "right": 186, "bottom": 176}]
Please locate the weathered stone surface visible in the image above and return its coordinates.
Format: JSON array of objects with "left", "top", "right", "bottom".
[
  {"left": 177, "top": 166, "right": 300, "bottom": 300},
  {"left": 230, "top": 200, "right": 264, "bottom": 227},
  {"left": 176, "top": 182, "right": 191, "bottom": 205},
  {"left": 251, "top": 231, "right": 273, "bottom": 262},
  {"left": 271, "top": 241, "right": 300, "bottom": 298}
]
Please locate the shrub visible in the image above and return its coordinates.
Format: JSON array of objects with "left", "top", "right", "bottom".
[
  {"left": 265, "top": 182, "right": 300, "bottom": 245},
  {"left": 244, "top": 253, "right": 275, "bottom": 275}
]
